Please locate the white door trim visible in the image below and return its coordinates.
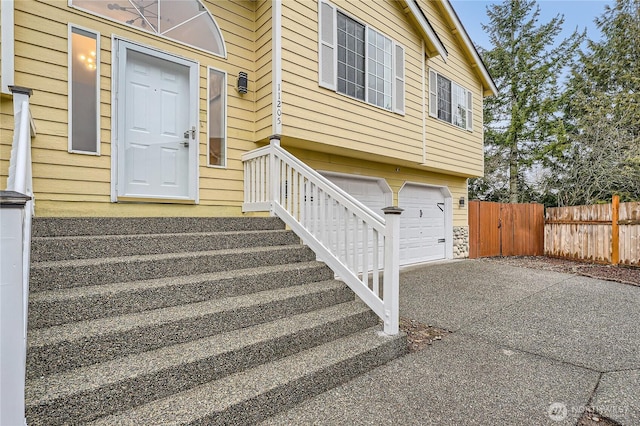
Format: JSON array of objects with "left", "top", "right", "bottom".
[
  {"left": 398, "top": 182, "right": 453, "bottom": 261},
  {"left": 110, "top": 37, "right": 199, "bottom": 202}
]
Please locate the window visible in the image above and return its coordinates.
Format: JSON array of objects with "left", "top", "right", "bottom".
[
  {"left": 337, "top": 12, "right": 365, "bottom": 100},
  {"left": 429, "top": 69, "right": 473, "bottom": 131},
  {"left": 69, "top": 25, "right": 100, "bottom": 154},
  {"left": 208, "top": 68, "right": 226, "bottom": 167},
  {"left": 319, "top": 0, "right": 405, "bottom": 114},
  {"left": 70, "top": 0, "right": 225, "bottom": 57}
]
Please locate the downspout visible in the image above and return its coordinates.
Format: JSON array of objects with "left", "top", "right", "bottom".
[
  {"left": 271, "top": 0, "right": 282, "bottom": 138},
  {"left": 421, "top": 39, "right": 426, "bottom": 164},
  {"left": 1, "top": 0, "right": 15, "bottom": 94}
]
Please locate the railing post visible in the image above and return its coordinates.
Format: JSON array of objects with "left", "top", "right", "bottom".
[
  {"left": 382, "top": 206, "right": 403, "bottom": 335},
  {"left": 0, "top": 191, "right": 31, "bottom": 426},
  {"left": 269, "top": 137, "right": 281, "bottom": 215}
]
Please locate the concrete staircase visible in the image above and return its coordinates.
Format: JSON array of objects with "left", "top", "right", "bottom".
[{"left": 26, "top": 217, "right": 406, "bottom": 425}]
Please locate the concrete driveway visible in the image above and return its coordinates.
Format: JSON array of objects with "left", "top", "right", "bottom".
[{"left": 263, "top": 259, "right": 640, "bottom": 425}]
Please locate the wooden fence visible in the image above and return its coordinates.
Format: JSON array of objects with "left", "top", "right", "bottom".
[
  {"left": 545, "top": 196, "right": 640, "bottom": 266},
  {"left": 469, "top": 201, "right": 545, "bottom": 258}
]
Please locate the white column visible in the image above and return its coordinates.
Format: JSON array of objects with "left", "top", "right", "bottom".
[
  {"left": 0, "top": 191, "right": 30, "bottom": 426},
  {"left": 382, "top": 206, "right": 403, "bottom": 335}
]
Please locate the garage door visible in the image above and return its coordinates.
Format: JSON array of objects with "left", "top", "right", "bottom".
[
  {"left": 322, "top": 173, "right": 391, "bottom": 270},
  {"left": 323, "top": 174, "right": 390, "bottom": 217},
  {"left": 399, "top": 184, "right": 448, "bottom": 264}
]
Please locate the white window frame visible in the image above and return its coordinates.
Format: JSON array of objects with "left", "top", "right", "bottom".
[
  {"left": 319, "top": 0, "right": 405, "bottom": 115},
  {"left": 207, "top": 66, "right": 227, "bottom": 168},
  {"left": 68, "top": 24, "right": 101, "bottom": 155},
  {"left": 68, "top": 0, "right": 227, "bottom": 58},
  {"left": 429, "top": 69, "right": 473, "bottom": 132}
]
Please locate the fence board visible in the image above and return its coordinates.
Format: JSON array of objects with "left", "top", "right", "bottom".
[
  {"left": 469, "top": 201, "right": 544, "bottom": 258},
  {"left": 545, "top": 200, "right": 640, "bottom": 266}
]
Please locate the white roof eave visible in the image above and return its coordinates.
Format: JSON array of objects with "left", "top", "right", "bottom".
[{"left": 405, "top": 0, "right": 448, "bottom": 62}]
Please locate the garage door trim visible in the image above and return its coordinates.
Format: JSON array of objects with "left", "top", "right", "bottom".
[{"left": 398, "top": 182, "right": 453, "bottom": 263}]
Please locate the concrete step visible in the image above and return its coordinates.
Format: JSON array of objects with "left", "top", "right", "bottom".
[
  {"left": 30, "top": 244, "right": 317, "bottom": 292},
  {"left": 25, "top": 301, "right": 379, "bottom": 426},
  {"left": 27, "top": 280, "right": 354, "bottom": 379},
  {"left": 88, "top": 326, "right": 406, "bottom": 426},
  {"left": 29, "top": 261, "right": 334, "bottom": 329},
  {"left": 31, "top": 229, "right": 301, "bottom": 262},
  {"left": 32, "top": 216, "right": 286, "bottom": 237}
]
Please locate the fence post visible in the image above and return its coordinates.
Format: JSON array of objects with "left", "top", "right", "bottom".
[
  {"left": 382, "top": 206, "right": 403, "bottom": 335},
  {"left": 612, "top": 195, "right": 619, "bottom": 265}
]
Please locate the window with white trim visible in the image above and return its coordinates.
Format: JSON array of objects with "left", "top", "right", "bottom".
[
  {"left": 208, "top": 68, "right": 226, "bottom": 167},
  {"left": 319, "top": 0, "right": 405, "bottom": 114},
  {"left": 70, "top": 0, "right": 226, "bottom": 57},
  {"left": 429, "top": 69, "right": 473, "bottom": 131},
  {"left": 69, "top": 25, "right": 100, "bottom": 154}
]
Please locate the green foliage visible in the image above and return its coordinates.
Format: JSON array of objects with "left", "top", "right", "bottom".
[
  {"left": 473, "top": 0, "right": 584, "bottom": 203},
  {"left": 546, "top": 0, "right": 640, "bottom": 205}
]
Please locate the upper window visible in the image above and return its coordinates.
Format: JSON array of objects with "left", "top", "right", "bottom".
[
  {"left": 319, "top": 0, "right": 405, "bottom": 114},
  {"left": 71, "top": 0, "right": 226, "bottom": 57},
  {"left": 429, "top": 69, "right": 473, "bottom": 131}
]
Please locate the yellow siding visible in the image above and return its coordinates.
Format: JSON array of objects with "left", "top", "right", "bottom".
[
  {"left": 280, "top": 0, "right": 424, "bottom": 164},
  {"left": 419, "top": 0, "right": 484, "bottom": 177},
  {"left": 1, "top": 0, "right": 484, "bottom": 224},
  {"left": 279, "top": 0, "right": 485, "bottom": 179},
  {"left": 2, "top": 0, "right": 259, "bottom": 217},
  {"left": 255, "top": 0, "right": 273, "bottom": 141},
  {"left": 287, "top": 147, "right": 469, "bottom": 227}
]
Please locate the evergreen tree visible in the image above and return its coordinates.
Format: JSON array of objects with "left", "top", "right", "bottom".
[
  {"left": 470, "top": 0, "right": 583, "bottom": 203},
  {"left": 547, "top": 0, "right": 640, "bottom": 205}
]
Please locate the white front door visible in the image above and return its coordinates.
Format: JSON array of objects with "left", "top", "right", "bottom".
[{"left": 116, "top": 42, "right": 198, "bottom": 200}]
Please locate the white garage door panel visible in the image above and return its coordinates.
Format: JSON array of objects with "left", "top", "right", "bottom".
[
  {"left": 322, "top": 174, "right": 389, "bottom": 271},
  {"left": 399, "top": 185, "right": 446, "bottom": 264},
  {"left": 325, "top": 175, "right": 388, "bottom": 216}
]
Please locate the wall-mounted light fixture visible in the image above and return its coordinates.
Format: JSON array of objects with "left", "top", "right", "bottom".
[
  {"left": 237, "top": 72, "right": 248, "bottom": 94},
  {"left": 459, "top": 196, "right": 465, "bottom": 208}
]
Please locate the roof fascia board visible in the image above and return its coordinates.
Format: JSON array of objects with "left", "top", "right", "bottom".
[
  {"left": 405, "top": 0, "right": 448, "bottom": 62},
  {"left": 439, "top": 0, "right": 498, "bottom": 96}
]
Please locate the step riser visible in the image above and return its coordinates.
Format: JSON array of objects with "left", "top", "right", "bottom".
[
  {"left": 32, "top": 217, "right": 286, "bottom": 237},
  {"left": 31, "top": 230, "right": 301, "bottom": 262},
  {"left": 25, "top": 310, "right": 378, "bottom": 426},
  {"left": 191, "top": 337, "right": 406, "bottom": 426},
  {"left": 29, "top": 264, "right": 334, "bottom": 329},
  {"left": 30, "top": 246, "right": 317, "bottom": 292},
  {"left": 28, "top": 285, "right": 355, "bottom": 378}
]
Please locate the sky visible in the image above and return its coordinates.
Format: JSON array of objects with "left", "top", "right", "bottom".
[{"left": 449, "top": 0, "right": 613, "bottom": 50}]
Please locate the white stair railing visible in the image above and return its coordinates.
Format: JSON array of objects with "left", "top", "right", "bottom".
[
  {"left": 243, "top": 140, "right": 401, "bottom": 335},
  {"left": 1, "top": 86, "right": 34, "bottom": 426}
]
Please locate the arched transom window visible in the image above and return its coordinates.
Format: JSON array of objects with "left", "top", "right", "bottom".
[{"left": 72, "top": 0, "right": 226, "bottom": 56}]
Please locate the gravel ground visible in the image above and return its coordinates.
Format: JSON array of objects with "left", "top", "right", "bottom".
[{"left": 479, "top": 256, "right": 640, "bottom": 286}]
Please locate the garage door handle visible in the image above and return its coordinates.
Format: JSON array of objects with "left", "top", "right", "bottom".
[
  {"left": 438, "top": 238, "right": 445, "bottom": 243},
  {"left": 419, "top": 209, "right": 423, "bottom": 218}
]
